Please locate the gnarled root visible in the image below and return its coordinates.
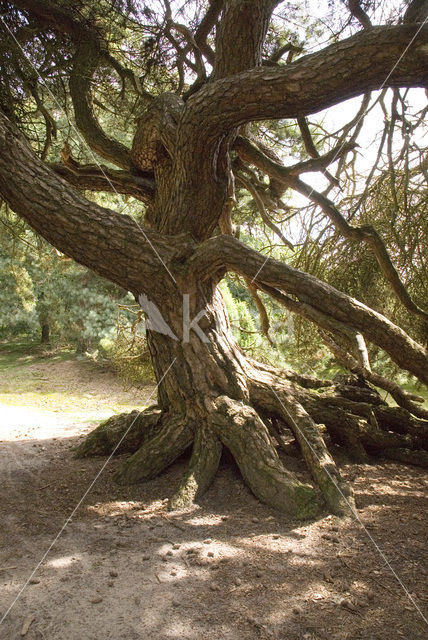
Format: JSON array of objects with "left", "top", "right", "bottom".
[
  {"left": 249, "top": 378, "right": 354, "bottom": 516},
  {"left": 250, "top": 363, "right": 428, "bottom": 478},
  {"left": 73, "top": 365, "right": 427, "bottom": 516},
  {"left": 380, "top": 448, "right": 428, "bottom": 467},
  {"left": 310, "top": 392, "right": 428, "bottom": 467},
  {"left": 113, "top": 413, "right": 193, "bottom": 485},
  {"left": 208, "top": 396, "right": 319, "bottom": 519},
  {"left": 168, "top": 424, "right": 222, "bottom": 511},
  {"left": 74, "top": 405, "right": 163, "bottom": 458}
]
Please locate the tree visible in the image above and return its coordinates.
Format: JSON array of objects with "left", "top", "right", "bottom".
[
  {"left": 0, "top": 205, "right": 128, "bottom": 349},
  {"left": 0, "top": 0, "right": 427, "bottom": 517}
]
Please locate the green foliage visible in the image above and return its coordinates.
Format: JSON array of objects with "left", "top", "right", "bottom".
[
  {"left": 220, "top": 280, "right": 256, "bottom": 350},
  {"left": 0, "top": 206, "right": 127, "bottom": 351},
  {"left": 99, "top": 304, "right": 154, "bottom": 388}
]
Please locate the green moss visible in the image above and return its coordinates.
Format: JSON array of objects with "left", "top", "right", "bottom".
[{"left": 293, "top": 484, "right": 320, "bottom": 520}]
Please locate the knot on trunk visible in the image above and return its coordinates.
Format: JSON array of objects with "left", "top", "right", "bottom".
[{"left": 131, "top": 93, "right": 184, "bottom": 171}]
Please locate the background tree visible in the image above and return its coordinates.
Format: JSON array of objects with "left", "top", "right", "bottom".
[
  {"left": 0, "top": 204, "right": 129, "bottom": 351},
  {"left": 0, "top": 0, "right": 427, "bottom": 517}
]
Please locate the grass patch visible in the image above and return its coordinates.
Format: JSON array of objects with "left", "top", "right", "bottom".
[{"left": 0, "top": 339, "right": 74, "bottom": 370}]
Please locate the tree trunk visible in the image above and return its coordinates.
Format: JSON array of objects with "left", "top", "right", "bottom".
[
  {"left": 76, "top": 337, "right": 91, "bottom": 355},
  {"left": 40, "top": 322, "right": 50, "bottom": 344},
  {"left": 76, "top": 277, "right": 348, "bottom": 516},
  {"left": 75, "top": 276, "right": 428, "bottom": 517},
  {"left": 1, "top": 105, "right": 426, "bottom": 519}
]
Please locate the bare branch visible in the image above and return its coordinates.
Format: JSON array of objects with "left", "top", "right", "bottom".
[
  {"left": 236, "top": 172, "right": 294, "bottom": 248},
  {"left": 233, "top": 134, "right": 428, "bottom": 321},
  {"left": 234, "top": 135, "right": 355, "bottom": 181},
  {"left": 103, "top": 52, "right": 153, "bottom": 104},
  {"left": 267, "top": 42, "right": 304, "bottom": 64},
  {"left": 29, "top": 84, "right": 57, "bottom": 161},
  {"left": 296, "top": 117, "right": 340, "bottom": 186},
  {"left": 345, "top": 0, "right": 372, "bottom": 29},
  {"left": 245, "top": 279, "right": 273, "bottom": 344}
]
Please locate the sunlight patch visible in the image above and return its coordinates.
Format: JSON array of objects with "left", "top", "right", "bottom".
[{"left": 47, "top": 555, "right": 80, "bottom": 568}]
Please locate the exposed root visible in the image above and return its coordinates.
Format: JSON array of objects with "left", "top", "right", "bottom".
[
  {"left": 209, "top": 396, "right": 319, "bottom": 519},
  {"left": 277, "top": 392, "right": 355, "bottom": 516},
  {"left": 250, "top": 380, "right": 354, "bottom": 516},
  {"left": 380, "top": 448, "right": 428, "bottom": 468},
  {"left": 250, "top": 363, "right": 428, "bottom": 472},
  {"left": 73, "top": 362, "right": 428, "bottom": 516},
  {"left": 74, "top": 406, "right": 163, "bottom": 458},
  {"left": 321, "top": 331, "right": 428, "bottom": 420},
  {"left": 113, "top": 413, "right": 193, "bottom": 485},
  {"left": 313, "top": 394, "right": 428, "bottom": 466},
  {"left": 168, "top": 424, "right": 222, "bottom": 511},
  {"left": 309, "top": 407, "right": 370, "bottom": 463},
  {"left": 374, "top": 406, "right": 428, "bottom": 450}
]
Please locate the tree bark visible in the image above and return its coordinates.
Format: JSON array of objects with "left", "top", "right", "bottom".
[{"left": 40, "top": 323, "right": 50, "bottom": 344}]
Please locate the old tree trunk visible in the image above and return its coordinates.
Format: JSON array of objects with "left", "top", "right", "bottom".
[{"left": 1, "top": 0, "right": 428, "bottom": 517}]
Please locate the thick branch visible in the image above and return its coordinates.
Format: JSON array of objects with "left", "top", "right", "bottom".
[
  {"left": 11, "top": 0, "right": 92, "bottom": 38},
  {"left": 346, "top": 0, "right": 372, "bottom": 29},
  {"left": 199, "top": 25, "right": 428, "bottom": 128},
  {"left": 14, "top": 0, "right": 134, "bottom": 169},
  {"left": 51, "top": 150, "right": 154, "bottom": 202},
  {"left": 193, "top": 0, "right": 223, "bottom": 64},
  {"left": 213, "top": 0, "right": 277, "bottom": 79},
  {"left": 69, "top": 39, "right": 132, "bottom": 170},
  {"left": 0, "top": 111, "right": 191, "bottom": 294},
  {"left": 403, "top": 0, "right": 428, "bottom": 24},
  {"left": 188, "top": 235, "right": 428, "bottom": 385},
  {"left": 170, "top": 24, "right": 428, "bottom": 240},
  {"left": 254, "top": 281, "right": 371, "bottom": 358}
]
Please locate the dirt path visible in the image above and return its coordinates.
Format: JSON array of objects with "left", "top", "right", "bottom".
[{"left": 0, "top": 345, "right": 427, "bottom": 639}]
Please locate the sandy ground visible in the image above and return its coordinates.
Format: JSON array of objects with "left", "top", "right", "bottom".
[{"left": 0, "top": 348, "right": 427, "bottom": 640}]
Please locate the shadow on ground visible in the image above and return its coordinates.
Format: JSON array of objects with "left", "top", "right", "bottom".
[{"left": 0, "top": 428, "right": 427, "bottom": 640}]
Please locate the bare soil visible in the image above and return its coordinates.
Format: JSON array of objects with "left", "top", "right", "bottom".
[{"left": 0, "top": 345, "right": 427, "bottom": 640}]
